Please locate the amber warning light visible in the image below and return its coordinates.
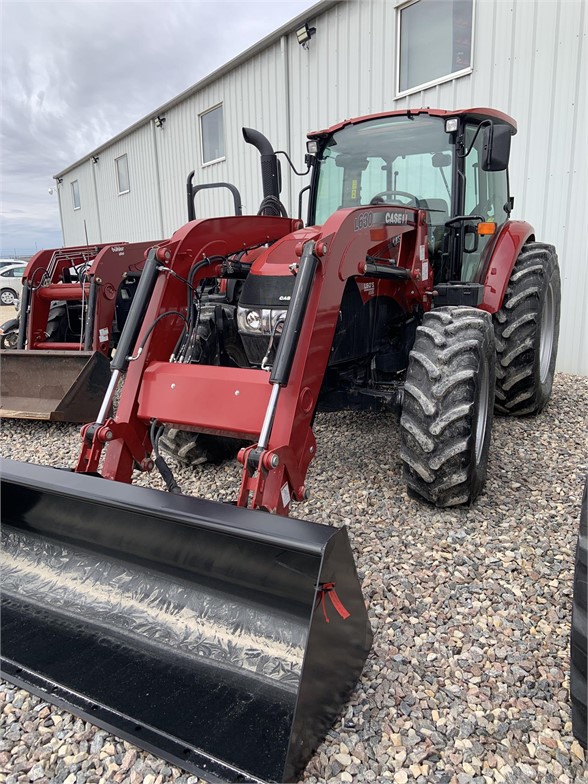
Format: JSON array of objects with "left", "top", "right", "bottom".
[{"left": 478, "top": 222, "right": 496, "bottom": 236}]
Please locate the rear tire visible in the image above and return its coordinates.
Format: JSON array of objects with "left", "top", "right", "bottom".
[
  {"left": 400, "top": 307, "right": 495, "bottom": 507},
  {"left": 159, "top": 317, "right": 249, "bottom": 467},
  {"left": 493, "top": 242, "right": 560, "bottom": 415},
  {"left": 571, "top": 477, "right": 588, "bottom": 749}
]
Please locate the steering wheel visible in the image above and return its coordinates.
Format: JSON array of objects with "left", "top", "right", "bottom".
[{"left": 370, "top": 190, "right": 418, "bottom": 207}]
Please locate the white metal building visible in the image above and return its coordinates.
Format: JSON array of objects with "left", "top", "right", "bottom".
[{"left": 55, "top": 0, "right": 587, "bottom": 374}]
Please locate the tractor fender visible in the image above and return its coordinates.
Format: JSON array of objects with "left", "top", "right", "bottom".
[
  {"left": 0, "top": 317, "right": 19, "bottom": 334},
  {"left": 478, "top": 220, "right": 535, "bottom": 313}
]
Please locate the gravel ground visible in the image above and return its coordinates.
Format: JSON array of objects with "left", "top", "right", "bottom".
[{"left": 1, "top": 372, "right": 587, "bottom": 784}]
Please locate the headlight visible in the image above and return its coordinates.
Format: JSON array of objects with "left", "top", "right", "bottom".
[
  {"left": 237, "top": 307, "right": 288, "bottom": 335},
  {"left": 270, "top": 310, "right": 286, "bottom": 334},
  {"left": 237, "top": 307, "right": 262, "bottom": 333},
  {"left": 246, "top": 310, "right": 261, "bottom": 330}
]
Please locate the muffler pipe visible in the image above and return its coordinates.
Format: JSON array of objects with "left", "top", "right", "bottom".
[{"left": 242, "top": 127, "right": 281, "bottom": 200}]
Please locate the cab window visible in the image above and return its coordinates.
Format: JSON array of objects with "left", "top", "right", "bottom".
[{"left": 462, "top": 123, "right": 509, "bottom": 281}]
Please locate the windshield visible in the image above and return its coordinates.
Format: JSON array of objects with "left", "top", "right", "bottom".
[{"left": 314, "top": 114, "right": 453, "bottom": 225}]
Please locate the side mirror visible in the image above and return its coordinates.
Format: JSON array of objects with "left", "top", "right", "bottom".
[
  {"left": 482, "top": 124, "right": 512, "bottom": 172},
  {"left": 432, "top": 152, "right": 452, "bottom": 168}
]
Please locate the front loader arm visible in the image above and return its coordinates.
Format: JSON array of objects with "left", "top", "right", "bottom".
[
  {"left": 236, "top": 206, "right": 430, "bottom": 514},
  {"left": 76, "top": 216, "right": 301, "bottom": 482}
]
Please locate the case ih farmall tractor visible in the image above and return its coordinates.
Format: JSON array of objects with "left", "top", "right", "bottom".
[
  {"left": 0, "top": 108, "right": 562, "bottom": 783},
  {"left": 158, "top": 108, "right": 561, "bottom": 507}
]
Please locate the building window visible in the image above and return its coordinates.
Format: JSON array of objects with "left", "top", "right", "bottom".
[
  {"left": 200, "top": 104, "right": 225, "bottom": 165},
  {"left": 71, "top": 180, "right": 81, "bottom": 210},
  {"left": 397, "top": 0, "right": 473, "bottom": 96},
  {"left": 116, "top": 154, "right": 130, "bottom": 194}
]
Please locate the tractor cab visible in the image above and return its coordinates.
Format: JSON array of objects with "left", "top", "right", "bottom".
[{"left": 306, "top": 108, "right": 516, "bottom": 291}]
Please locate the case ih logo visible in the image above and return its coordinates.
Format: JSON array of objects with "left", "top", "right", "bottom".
[
  {"left": 111, "top": 246, "right": 125, "bottom": 254},
  {"left": 385, "top": 211, "right": 409, "bottom": 226}
]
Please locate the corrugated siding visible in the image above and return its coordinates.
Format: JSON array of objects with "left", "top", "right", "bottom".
[
  {"left": 59, "top": 165, "right": 100, "bottom": 245},
  {"left": 61, "top": 124, "right": 162, "bottom": 244},
  {"left": 94, "top": 124, "right": 163, "bottom": 243},
  {"left": 59, "top": 0, "right": 587, "bottom": 373}
]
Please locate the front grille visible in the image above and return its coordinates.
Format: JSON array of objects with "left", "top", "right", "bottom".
[
  {"left": 239, "top": 273, "right": 294, "bottom": 309},
  {"left": 242, "top": 333, "right": 280, "bottom": 366}
]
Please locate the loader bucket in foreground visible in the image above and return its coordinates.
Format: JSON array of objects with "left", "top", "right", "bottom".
[
  {"left": 0, "top": 459, "right": 372, "bottom": 784},
  {"left": 0, "top": 350, "right": 110, "bottom": 422}
]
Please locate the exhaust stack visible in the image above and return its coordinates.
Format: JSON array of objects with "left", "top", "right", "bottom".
[{"left": 242, "top": 127, "right": 282, "bottom": 201}]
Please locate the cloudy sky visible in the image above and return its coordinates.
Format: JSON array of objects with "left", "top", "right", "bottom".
[{"left": 0, "top": 0, "right": 315, "bottom": 256}]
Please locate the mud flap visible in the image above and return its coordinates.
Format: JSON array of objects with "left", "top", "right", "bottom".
[
  {"left": 0, "top": 459, "right": 372, "bottom": 783},
  {"left": 0, "top": 350, "right": 111, "bottom": 422}
]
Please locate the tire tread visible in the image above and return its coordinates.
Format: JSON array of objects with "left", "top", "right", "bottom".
[
  {"left": 400, "top": 307, "right": 495, "bottom": 507},
  {"left": 571, "top": 478, "right": 588, "bottom": 749},
  {"left": 493, "top": 241, "right": 560, "bottom": 415}
]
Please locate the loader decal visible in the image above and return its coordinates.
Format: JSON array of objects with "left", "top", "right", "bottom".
[
  {"left": 353, "top": 210, "right": 409, "bottom": 231},
  {"left": 354, "top": 211, "right": 374, "bottom": 231}
]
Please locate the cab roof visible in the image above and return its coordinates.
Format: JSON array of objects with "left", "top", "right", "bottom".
[{"left": 308, "top": 108, "right": 517, "bottom": 139}]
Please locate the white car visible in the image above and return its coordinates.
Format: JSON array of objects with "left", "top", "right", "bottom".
[{"left": 0, "top": 263, "right": 26, "bottom": 305}]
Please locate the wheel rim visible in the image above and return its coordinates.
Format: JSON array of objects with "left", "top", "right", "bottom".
[
  {"left": 474, "top": 356, "right": 490, "bottom": 465},
  {"left": 539, "top": 279, "right": 556, "bottom": 384},
  {"left": 1, "top": 292, "right": 15, "bottom": 305}
]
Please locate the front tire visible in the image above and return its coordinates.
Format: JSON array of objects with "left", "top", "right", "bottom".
[
  {"left": 571, "top": 477, "right": 588, "bottom": 749},
  {"left": 400, "top": 307, "right": 496, "bottom": 507},
  {"left": 493, "top": 241, "right": 560, "bottom": 415}
]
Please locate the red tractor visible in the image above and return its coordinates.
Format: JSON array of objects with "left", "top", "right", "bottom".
[
  {"left": 0, "top": 108, "right": 562, "bottom": 783},
  {"left": 0, "top": 240, "right": 155, "bottom": 421},
  {"left": 89, "top": 107, "right": 559, "bottom": 510}
]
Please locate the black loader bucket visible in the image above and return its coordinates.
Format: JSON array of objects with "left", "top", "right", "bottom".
[
  {"left": 0, "top": 459, "right": 372, "bottom": 783},
  {"left": 0, "top": 350, "right": 111, "bottom": 422}
]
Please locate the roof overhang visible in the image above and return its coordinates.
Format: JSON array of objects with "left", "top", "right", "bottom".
[{"left": 308, "top": 107, "right": 518, "bottom": 139}]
